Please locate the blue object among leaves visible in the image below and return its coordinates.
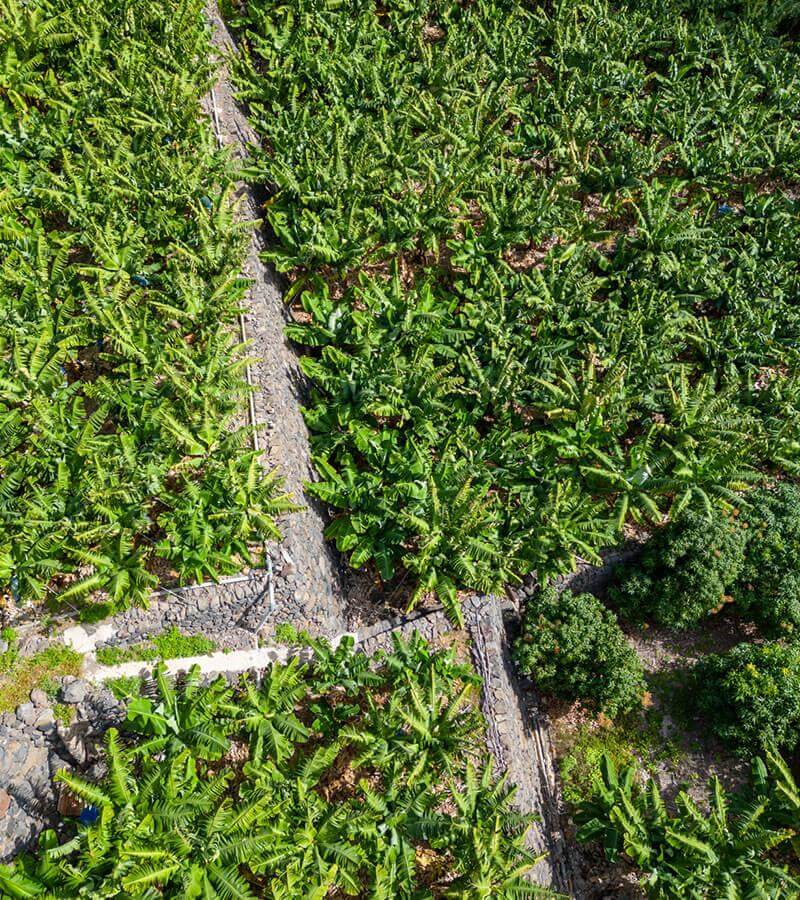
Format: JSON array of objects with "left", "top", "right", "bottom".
[{"left": 78, "top": 806, "right": 99, "bottom": 826}]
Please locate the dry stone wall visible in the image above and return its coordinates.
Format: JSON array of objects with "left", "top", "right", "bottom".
[
  {"left": 199, "top": 1, "right": 346, "bottom": 637},
  {"left": 517, "top": 540, "right": 646, "bottom": 604},
  {"left": 0, "top": 678, "right": 123, "bottom": 862},
  {"left": 462, "top": 596, "right": 578, "bottom": 895}
]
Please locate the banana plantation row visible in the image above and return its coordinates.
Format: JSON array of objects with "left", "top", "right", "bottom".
[
  {"left": 3, "top": 634, "right": 800, "bottom": 898},
  {"left": 1, "top": 0, "right": 291, "bottom": 609},
  {"left": 232, "top": 0, "right": 800, "bottom": 619}
]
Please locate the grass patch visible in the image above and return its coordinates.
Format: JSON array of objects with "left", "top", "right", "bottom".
[
  {"left": 558, "top": 671, "right": 688, "bottom": 807},
  {"left": 559, "top": 710, "right": 684, "bottom": 808},
  {"left": 560, "top": 721, "right": 645, "bottom": 809},
  {"left": 53, "top": 702, "right": 76, "bottom": 726},
  {"left": 0, "top": 641, "right": 82, "bottom": 714},
  {"left": 95, "top": 628, "right": 217, "bottom": 666}
]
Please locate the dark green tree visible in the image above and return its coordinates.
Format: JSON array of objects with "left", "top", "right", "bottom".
[
  {"left": 734, "top": 485, "right": 800, "bottom": 636},
  {"left": 609, "top": 509, "right": 747, "bottom": 629},
  {"left": 514, "top": 586, "right": 645, "bottom": 717},
  {"left": 692, "top": 641, "right": 800, "bottom": 754}
]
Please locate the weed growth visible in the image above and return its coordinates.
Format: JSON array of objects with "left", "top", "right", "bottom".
[
  {"left": 94, "top": 627, "right": 216, "bottom": 665},
  {"left": 0, "top": 636, "right": 82, "bottom": 713}
]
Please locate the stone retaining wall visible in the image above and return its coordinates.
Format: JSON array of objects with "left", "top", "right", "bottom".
[
  {"left": 357, "top": 605, "right": 453, "bottom": 656},
  {"left": 199, "top": 1, "right": 346, "bottom": 637},
  {"left": 462, "top": 596, "right": 578, "bottom": 894},
  {"left": 0, "top": 678, "right": 123, "bottom": 862},
  {"left": 517, "top": 540, "right": 646, "bottom": 604}
]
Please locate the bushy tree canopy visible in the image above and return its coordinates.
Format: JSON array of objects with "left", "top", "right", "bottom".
[
  {"left": 610, "top": 485, "right": 800, "bottom": 632},
  {"left": 514, "top": 586, "right": 645, "bottom": 717},
  {"left": 692, "top": 640, "right": 800, "bottom": 754},
  {"left": 734, "top": 484, "right": 800, "bottom": 636},
  {"left": 609, "top": 508, "right": 748, "bottom": 629}
]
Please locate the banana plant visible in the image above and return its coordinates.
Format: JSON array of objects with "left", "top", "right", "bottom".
[
  {"left": 0, "top": 635, "right": 548, "bottom": 898},
  {"left": 228, "top": 0, "right": 800, "bottom": 620},
  {"left": 126, "top": 663, "right": 236, "bottom": 761},
  {"left": 576, "top": 751, "right": 800, "bottom": 898},
  {"left": 0, "top": 0, "right": 293, "bottom": 614}
]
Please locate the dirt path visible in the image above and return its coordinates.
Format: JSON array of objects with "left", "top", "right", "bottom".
[{"left": 462, "top": 596, "right": 579, "bottom": 894}]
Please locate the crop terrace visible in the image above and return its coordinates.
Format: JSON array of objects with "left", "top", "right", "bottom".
[
  {"left": 230, "top": 0, "right": 800, "bottom": 620},
  {"left": 0, "top": 0, "right": 293, "bottom": 613}
]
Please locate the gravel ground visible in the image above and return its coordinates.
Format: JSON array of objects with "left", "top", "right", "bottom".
[
  {"left": 198, "top": 1, "right": 347, "bottom": 638},
  {"left": 0, "top": 677, "right": 123, "bottom": 862}
]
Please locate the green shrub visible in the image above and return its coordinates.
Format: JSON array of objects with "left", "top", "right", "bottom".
[
  {"left": 0, "top": 628, "right": 18, "bottom": 674},
  {"left": 610, "top": 486, "right": 800, "bottom": 632},
  {"left": 0, "top": 635, "right": 541, "bottom": 898},
  {"left": 559, "top": 722, "right": 652, "bottom": 810},
  {"left": 575, "top": 752, "right": 800, "bottom": 898},
  {"left": 734, "top": 484, "right": 800, "bottom": 636},
  {"left": 691, "top": 641, "right": 800, "bottom": 754},
  {"left": 513, "top": 586, "right": 645, "bottom": 717},
  {"left": 609, "top": 509, "right": 748, "bottom": 628}
]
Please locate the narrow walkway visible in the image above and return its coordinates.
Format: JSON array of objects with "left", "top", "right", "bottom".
[
  {"left": 199, "top": 1, "right": 345, "bottom": 637},
  {"left": 463, "top": 597, "right": 578, "bottom": 894}
]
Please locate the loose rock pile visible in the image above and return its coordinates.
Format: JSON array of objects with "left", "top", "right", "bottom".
[{"left": 0, "top": 677, "right": 122, "bottom": 861}]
